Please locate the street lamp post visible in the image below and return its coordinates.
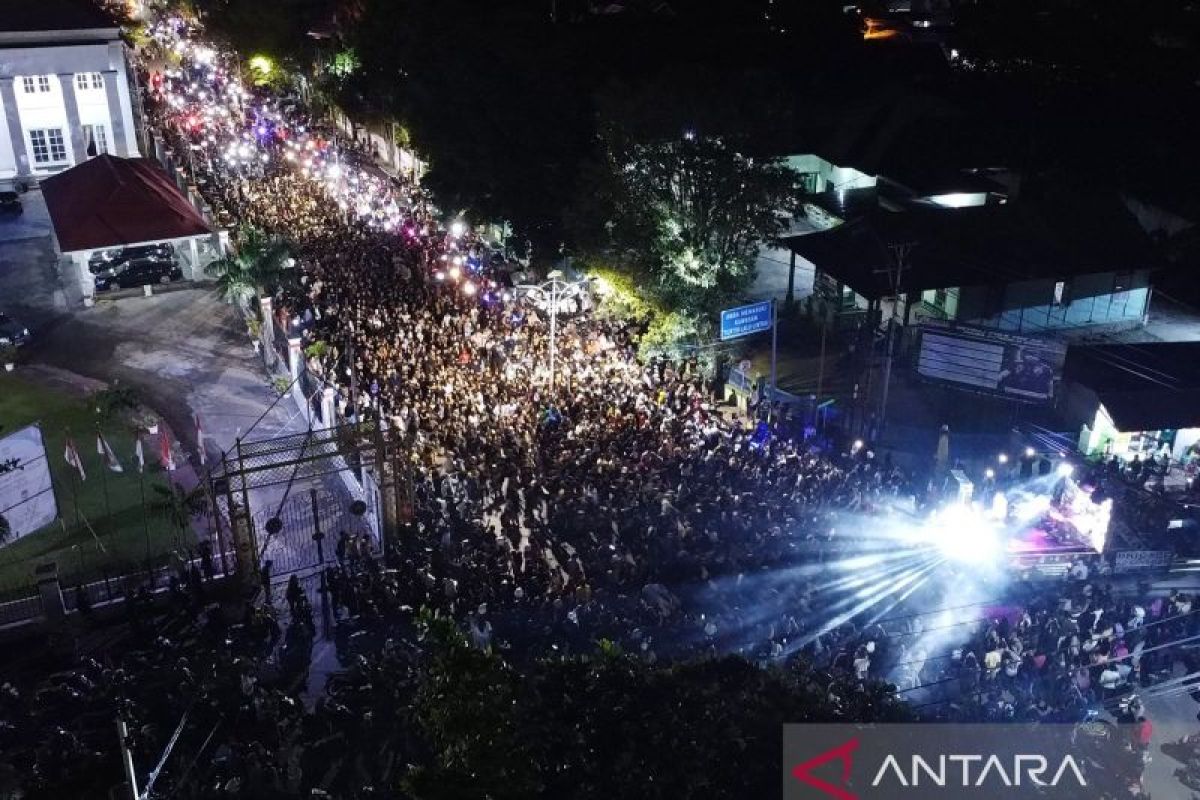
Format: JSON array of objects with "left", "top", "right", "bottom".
[{"left": 519, "top": 270, "right": 583, "bottom": 389}]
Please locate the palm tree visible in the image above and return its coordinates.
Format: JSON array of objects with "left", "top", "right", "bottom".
[
  {"left": 150, "top": 483, "right": 210, "bottom": 538},
  {"left": 205, "top": 225, "right": 294, "bottom": 311}
]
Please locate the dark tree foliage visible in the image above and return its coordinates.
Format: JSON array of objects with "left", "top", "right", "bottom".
[
  {"left": 338, "top": 0, "right": 830, "bottom": 244},
  {"left": 406, "top": 619, "right": 910, "bottom": 800},
  {"left": 345, "top": 0, "right": 593, "bottom": 239},
  {"left": 197, "top": 0, "right": 333, "bottom": 69}
]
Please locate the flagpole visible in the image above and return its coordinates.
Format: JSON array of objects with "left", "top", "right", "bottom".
[
  {"left": 96, "top": 427, "right": 112, "bottom": 528},
  {"left": 65, "top": 431, "right": 81, "bottom": 528},
  {"left": 139, "top": 459, "right": 151, "bottom": 576}
]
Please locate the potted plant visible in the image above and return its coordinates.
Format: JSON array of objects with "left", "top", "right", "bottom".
[
  {"left": 0, "top": 344, "right": 17, "bottom": 372},
  {"left": 133, "top": 408, "right": 160, "bottom": 435}
]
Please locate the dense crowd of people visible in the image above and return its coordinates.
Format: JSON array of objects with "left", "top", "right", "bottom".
[{"left": 2, "top": 10, "right": 1197, "bottom": 799}]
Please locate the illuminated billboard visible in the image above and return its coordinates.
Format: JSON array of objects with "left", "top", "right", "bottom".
[{"left": 917, "top": 324, "right": 1066, "bottom": 402}]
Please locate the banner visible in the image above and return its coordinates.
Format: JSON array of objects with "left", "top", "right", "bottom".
[
  {"left": 917, "top": 323, "right": 1066, "bottom": 402},
  {"left": 0, "top": 424, "right": 59, "bottom": 546},
  {"left": 1112, "top": 550, "right": 1174, "bottom": 573}
]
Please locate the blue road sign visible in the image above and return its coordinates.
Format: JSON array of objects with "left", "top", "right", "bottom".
[{"left": 720, "top": 301, "right": 773, "bottom": 341}]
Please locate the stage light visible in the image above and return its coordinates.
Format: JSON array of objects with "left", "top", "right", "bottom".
[
  {"left": 448, "top": 266, "right": 461, "bottom": 281},
  {"left": 925, "top": 504, "right": 1000, "bottom": 565},
  {"left": 1057, "top": 463, "right": 1074, "bottom": 478},
  {"left": 990, "top": 492, "right": 1008, "bottom": 520},
  {"left": 1025, "top": 447, "right": 1036, "bottom": 458},
  {"left": 985, "top": 468, "right": 995, "bottom": 479},
  {"left": 463, "top": 281, "right": 477, "bottom": 296},
  {"left": 998, "top": 453, "right": 1008, "bottom": 464},
  {"left": 853, "top": 439, "right": 864, "bottom": 452},
  {"left": 1011, "top": 494, "right": 1050, "bottom": 523},
  {"left": 450, "top": 221, "right": 466, "bottom": 238}
]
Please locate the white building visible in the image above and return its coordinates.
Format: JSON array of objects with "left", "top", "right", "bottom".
[{"left": 0, "top": 0, "right": 142, "bottom": 186}]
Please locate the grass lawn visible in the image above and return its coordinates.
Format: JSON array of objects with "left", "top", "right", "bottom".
[{"left": 0, "top": 372, "right": 192, "bottom": 592}]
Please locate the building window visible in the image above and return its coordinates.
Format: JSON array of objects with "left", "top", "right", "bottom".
[
  {"left": 20, "top": 75, "right": 52, "bottom": 94},
  {"left": 82, "top": 124, "right": 109, "bottom": 155},
  {"left": 75, "top": 72, "right": 104, "bottom": 91},
  {"left": 29, "top": 128, "right": 68, "bottom": 165}
]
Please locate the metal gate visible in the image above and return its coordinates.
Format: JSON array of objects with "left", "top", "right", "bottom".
[
  {"left": 216, "top": 423, "right": 409, "bottom": 583},
  {"left": 253, "top": 487, "right": 373, "bottom": 578}
]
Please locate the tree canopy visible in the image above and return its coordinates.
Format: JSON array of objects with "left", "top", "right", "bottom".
[
  {"left": 204, "top": 226, "right": 294, "bottom": 310},
  {"left": 601, "top": 134, "right": 798, "bottom": 313},
  {"left": 405, "top": 618, "right": 909, "bottom": 800}
]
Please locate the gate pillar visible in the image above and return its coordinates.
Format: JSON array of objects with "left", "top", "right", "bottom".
[{"left": 229, "top": 501, "right": 260, "bottom": 589}]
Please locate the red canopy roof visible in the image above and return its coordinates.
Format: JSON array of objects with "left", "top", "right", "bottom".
[{"left": 41, "top": 155, "right": 213, "bottom": 253}]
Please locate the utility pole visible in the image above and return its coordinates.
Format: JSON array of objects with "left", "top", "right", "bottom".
[
  {"left": 814, "top": 320, "right": 826, "bottom": 428},
  {"left": 116, "top": 717, "right": 139, "bottom": 800},
  {"left": 768, "top": 298, "right": 779, "bottom": 424},
  {"left": 548, "top": 280, "right": 559, "bottom": 389},
  {"left": 875, "top": 242, "right": 913, "bottom": 435}
]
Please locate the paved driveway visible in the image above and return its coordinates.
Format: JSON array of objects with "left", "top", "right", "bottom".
[
  {"left": 0, "top": 189, "right": 65, "bottom": 315},
  {"left": 22, "top": 289, "right": 285, "bottom": 460}
]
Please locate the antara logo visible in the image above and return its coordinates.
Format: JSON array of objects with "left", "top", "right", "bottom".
[
  {"left": 791, "top": 738, "right": 860, "bottom": 800},
  {"left": 790, "top": 738, "right": 1087, "bottom": 798},
  {"left": 870, "top": 754, "right": 1087, "bottom": 788}
]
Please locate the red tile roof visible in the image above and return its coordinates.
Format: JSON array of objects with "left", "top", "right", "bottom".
[{"left": 41, "top": 155, "right": 213, "bottom": 253}]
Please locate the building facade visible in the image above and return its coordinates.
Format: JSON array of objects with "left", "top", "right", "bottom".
[{"left": 0, "top": 6, "right": 141, "bottom": 185}]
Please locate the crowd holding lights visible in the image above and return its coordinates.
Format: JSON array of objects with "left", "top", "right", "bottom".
[{"left": 147, "top": 16, "right": 413, "bottom": 235}]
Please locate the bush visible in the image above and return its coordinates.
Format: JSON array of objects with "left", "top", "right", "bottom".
[
  {"left": 637, "top": 310, "right": 706, "bottom": 362},
  {"left": 586, "top": 263, "right": 663, "bottom": 323},
  {"left": 89, "top": 385, "right": 141, "bottom": 423}
]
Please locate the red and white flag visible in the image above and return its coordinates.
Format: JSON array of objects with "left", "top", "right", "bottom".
[
  {"left": 96, "top": 432, "right": 124, "bottom": 473},
  {"left": 159, "top": 432, "right": 176, "bottom": 472},
  {"left": 134, "top": 435, "right": 145, "bottom": 473},
  {"left": 195, "top": 415, "right": 207, "bottom": 466},
  {"left": 64, "top": 437, "right": 87, "bottom": 481}
]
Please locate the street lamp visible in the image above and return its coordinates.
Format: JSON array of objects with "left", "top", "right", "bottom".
[{"left": 517, "top": 270, "right": 584, "bottom": 389}]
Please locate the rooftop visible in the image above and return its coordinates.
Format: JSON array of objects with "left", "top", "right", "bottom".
[
  {"left": 0, "top": 0, "right": 118, "bottom": 38},
  {"left": 42, "top": 155, "right": 213, "bottom": 253},
  {"left": 1065, "top": 342, "right": 1200, "bottom": 431},
  {"left": 785, "top": 187, "right": 1163, "bottom": 300}
]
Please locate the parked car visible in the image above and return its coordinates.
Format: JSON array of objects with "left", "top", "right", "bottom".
[
  {"left": 0, "top": 191, "right": 22, "bottom": 215},
  {"left": 94, "top": 259, "right": 184, "bottom": 291},
  {"left": 88, "top": 243, "right": 176, "bottom": 274},
  {"left": 0, "top": 312, "right": 30, "bottom": 346}
]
